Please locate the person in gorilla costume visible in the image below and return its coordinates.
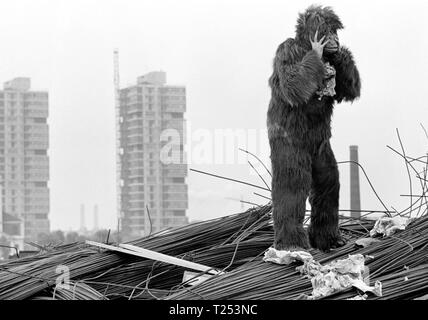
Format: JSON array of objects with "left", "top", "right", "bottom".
[{"left": 267, "top": 5, "right": 361, "bottom": 251}]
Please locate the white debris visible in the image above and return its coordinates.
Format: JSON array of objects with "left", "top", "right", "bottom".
[
  {"left": 263, "top": 249, "right": 383, "bottom": 299},
  {"left": 310, "top": 271, "right": 354, "bottom": 298},
  {"left": 263, "top": 247, "right": 313, "bottom": 265},
  {"left": 299, "top": 254, "right": 382, "bottom": 299},
  {"left": 323, "top": 253, "right": 366, "bottom": 276},
  {"left": 369, "top": 216, "right": 412, "bottom": 237},
  {"left": 355, "top": 237, "right": 381, "bottom": 248},
  {"left": 347, "top": 294, "right": 368, "bottom": 300},
  {"left": 350, "top": 279, "right": 382, "bottom": 297},
  {"left": 296, "top": 259, "right": 323, "bottom": 278}
]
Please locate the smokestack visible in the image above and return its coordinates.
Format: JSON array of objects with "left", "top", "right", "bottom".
[
  {"left": 93, "top": 204, "right": 99, "bottom": 231},
  {"left": 350, "top": 145, "right": 361, "bottom": 218},
  {"left": 80, "top": 204, "right": 86, "bottom": 233}
]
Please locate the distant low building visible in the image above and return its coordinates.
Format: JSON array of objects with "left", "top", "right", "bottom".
[{"left": 1, "top": 211, "right": 23, "bottom": 258}]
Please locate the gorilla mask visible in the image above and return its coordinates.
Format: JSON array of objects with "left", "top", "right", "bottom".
[{"left": 295, "top": 5, "right": 344, "bottom": 54}]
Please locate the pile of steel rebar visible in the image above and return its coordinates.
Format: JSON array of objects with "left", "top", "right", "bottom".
[
  {"left": 0, "top": 205, "right": 272, "bottom": 299},
  {"left": 0, "top": 130, "right": 427, "bottom": 300},
  {"left": 167, "top": 213, "right": 428, "bottom": 300},
  {"left": 0, "top": 201, "right": 426, "bottom": 300}
]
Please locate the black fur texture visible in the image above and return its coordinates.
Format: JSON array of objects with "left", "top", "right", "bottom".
[{"left": 267, "top": 5, "right": 360, "bottom": 251}]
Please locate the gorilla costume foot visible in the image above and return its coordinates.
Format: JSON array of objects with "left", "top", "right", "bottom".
[
  {"left": 308, "top": 226, "right": 346, "bottom": 252},
  {"left": 274, "top": 228, "right": 310, "bottom": 251}
]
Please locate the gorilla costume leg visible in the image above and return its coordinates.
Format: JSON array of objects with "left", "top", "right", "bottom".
[
  {"left": 308, "top": 141, "right": 346, "bottom": 251},
  {"left": 271, "top": 138, "right": 311, "bottom": 250}
]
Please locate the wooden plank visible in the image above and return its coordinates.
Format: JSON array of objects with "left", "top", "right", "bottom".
[
  {"left": 119, "top": 243, "right": 219, "bottom": 275},
  {"left": 85, "top": 241, "right": 218, "bottom": 275}
]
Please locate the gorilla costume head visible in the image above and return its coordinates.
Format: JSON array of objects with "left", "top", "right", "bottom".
[{"left": 295, "top": 5, "right": 344, "bottom": 53}]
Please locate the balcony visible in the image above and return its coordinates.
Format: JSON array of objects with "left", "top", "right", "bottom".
[
  {"left": 162, "top": 193, "right": 187, "bottom": 201},
  {"left": 24, "top": 197, "right": 49, "bottom": 207},
  {"left": 24, "top": 165, "right": 49, "bottom": 172},
  {"left": 24, "top": 155, "right": 49, "bottom": 166},
  {"left": 162, "top": 200, "right": 188, "bottom": 210},
  {"left": 162, "top": 164, "right": 187, "bottom": 177},
  {"left": 24, "top": 140, "right": 49, "bottom": 150},
  {"left": 163, "top": 185, "right": 188, "bottom": 193},
  {"left": 127, "top": 136, "right": 143, "bottom": 145},
  {"left": 161, "top": 119, "right": 185, "bottom": 129},
  {"left": 126, "top": 104, "right": 142, "bottom": 114},
  {"left": 24, "top": 188, "right": 49, "bottom": 198},
  {"left": 24, "top": 108, "right": 48, "bottom": 118},
  {"left": 24, "top": 171, "right": 49, "bottom": 181},
  {"left": 24, "top": 204, "right": 50, "bottom": 214},
  {"left": 24, "top": 124, "right": 48, "bottom": 136},
  {"left": 127, "top": 169, "right": 144, "bottom": 178},
  {"left": 162, "top": 104, "right": 186, "bottom": 113}
]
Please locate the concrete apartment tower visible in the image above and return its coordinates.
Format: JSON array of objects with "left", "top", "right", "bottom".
[
  {"left": 350, "top": 145, "right": 361, "bottom": 218},
  {"left": 0, "top": 78, "right": 50, "bottom": 248},
  {"left": 118, "top": 71, "right": 188, "bottom": 240}
]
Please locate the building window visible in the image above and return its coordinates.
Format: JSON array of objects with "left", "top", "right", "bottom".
[
  {"left": 4, "top": 224, "right": 20, "bottom": 236},
  {"left": 34, "top": 117, "right": 46, "bottom": 123},
  {"left": 174, "top": 210, "right": 185, "bottom": 217}
]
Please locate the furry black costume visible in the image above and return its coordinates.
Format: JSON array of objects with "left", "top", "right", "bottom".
[{"left": 267, "top": 5, "right": 361, "bottom": 251}]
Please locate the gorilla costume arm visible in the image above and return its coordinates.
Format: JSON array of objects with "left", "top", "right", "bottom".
[
  {"left": 329, "top": 46, "right": 361, "bottom": 103},
  {"left": 274, "top": 38, "right": 325, "bottom": 107}
]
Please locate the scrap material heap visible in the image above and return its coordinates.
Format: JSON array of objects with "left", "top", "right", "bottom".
[
  {"left": 0, "top": 203, "right": 427, "bottom": 300},
  {"left": 1, "top": 130, "right": 427, "bottom": 300}
]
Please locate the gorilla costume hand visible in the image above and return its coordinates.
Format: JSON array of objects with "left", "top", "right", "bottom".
[{"left": 310, "top": 28, "right": 329, "bottom": 59}]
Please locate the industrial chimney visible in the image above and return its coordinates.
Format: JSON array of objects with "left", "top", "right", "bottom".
[
  {"left": 80, "top": 204, "right": 86, "bottom": 233},
  {"left": 349, "top": 146, "right": 361, "bottom": 218},
  {"left": 93, "top": 204, "right": 99, "bottom": 232}
]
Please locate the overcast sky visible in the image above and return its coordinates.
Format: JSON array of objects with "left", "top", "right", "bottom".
[{"left": 1, "top": 0, "right": 428, "bottom": 231}]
